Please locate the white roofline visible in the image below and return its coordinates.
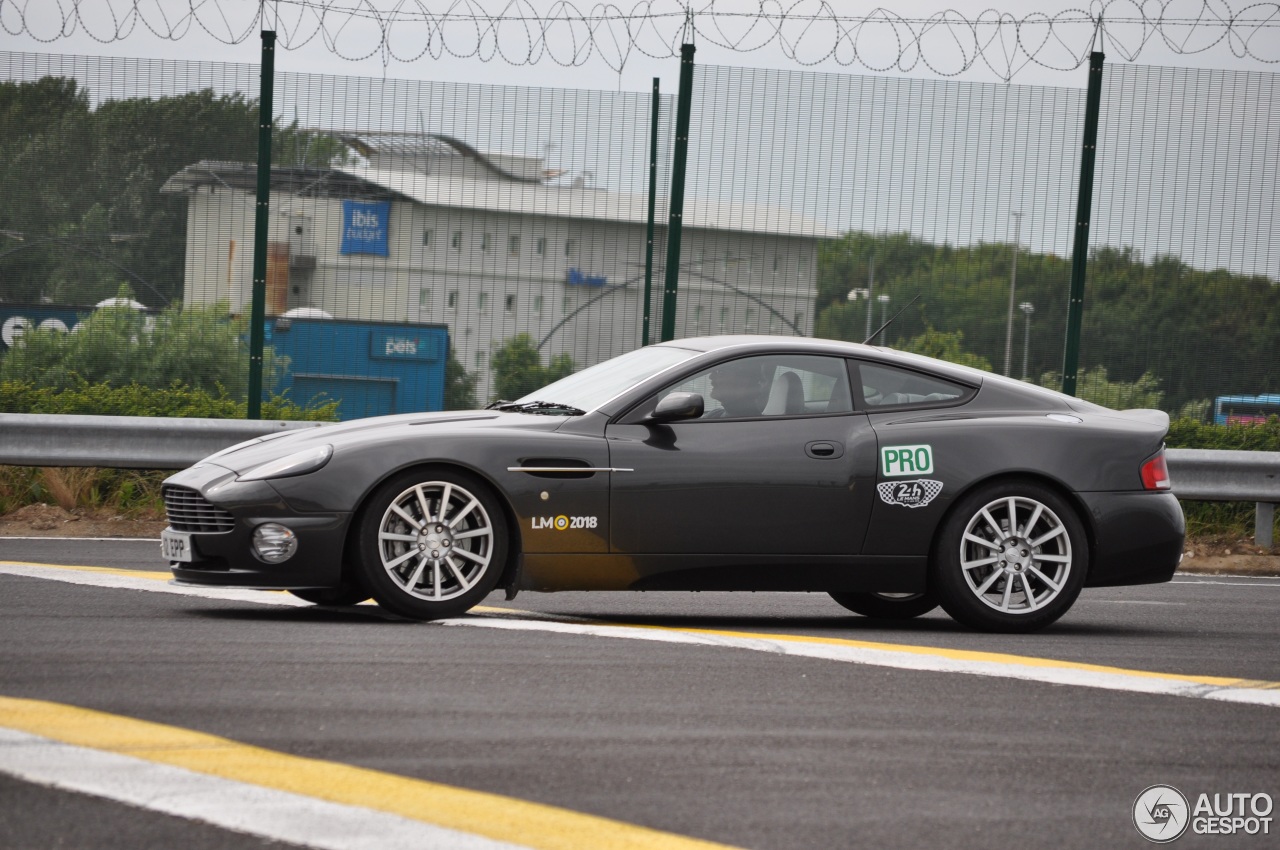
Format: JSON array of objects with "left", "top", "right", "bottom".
[{"left": 336, "top": 165, "right": 836, "bottom": 240}]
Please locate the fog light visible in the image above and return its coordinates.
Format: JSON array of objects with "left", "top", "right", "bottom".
[{"left": 252, "top": 523, "right": 298, "bottom": 563}]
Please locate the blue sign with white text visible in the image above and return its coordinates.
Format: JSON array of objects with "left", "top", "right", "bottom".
[
  {"left": 566, "top": 268, "right": 606, "bottom": 287},
  {"left": 340, "top": 200, "right": 390, "bottom": 256}
]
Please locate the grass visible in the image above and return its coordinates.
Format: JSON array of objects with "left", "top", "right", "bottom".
[{"left": 0, "top": 466, "right": 166, "bottom": 517}]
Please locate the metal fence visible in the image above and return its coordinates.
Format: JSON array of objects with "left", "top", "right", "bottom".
[{"left": 1, "top": 49, "right": 1276, "bottom": 419}]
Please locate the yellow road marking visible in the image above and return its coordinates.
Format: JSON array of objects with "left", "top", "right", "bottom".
[{"left": 0, "top": 696, "right": 738, "bottom": 850}]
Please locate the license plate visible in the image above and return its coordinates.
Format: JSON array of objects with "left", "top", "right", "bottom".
[{"left": 161, "top": 529, "right": 193, "bottom": 562}]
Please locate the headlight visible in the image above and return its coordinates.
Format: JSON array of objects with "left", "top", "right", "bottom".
[{"left": 237, "top": 444, "right": 333, "bottom": 482}]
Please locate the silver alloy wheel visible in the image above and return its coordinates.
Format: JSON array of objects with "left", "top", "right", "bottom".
[
  {"left": 376, "top": 480, "right": 495, "bottom": 602},
  {"left": 958, "top": 495, "right": 1072, "bottom": 614}
]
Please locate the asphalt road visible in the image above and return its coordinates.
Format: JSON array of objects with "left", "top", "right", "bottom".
[{"left": 2, "top": 537, "right": 1278, "bottom": 849}]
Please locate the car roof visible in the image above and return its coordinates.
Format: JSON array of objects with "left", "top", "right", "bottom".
[
  {"left": 655, "top": 334, "right": 1086, "bottom": 408},
  {"left": 655, "top": 334, "right": 972, "bottom": 379}
]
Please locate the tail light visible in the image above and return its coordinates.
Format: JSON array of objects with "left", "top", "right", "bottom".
[{"left": 1140, "top": 449, "right": 1171, "bottom": 490}]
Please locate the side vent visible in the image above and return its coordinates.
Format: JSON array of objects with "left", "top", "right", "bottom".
[{"left": 511, "top": 458, "right": 596, "bottom": 479}]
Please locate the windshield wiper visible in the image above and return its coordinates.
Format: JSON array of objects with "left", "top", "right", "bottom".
[{"left": 487, "top": 399, "right": 586, "bottom": 416}]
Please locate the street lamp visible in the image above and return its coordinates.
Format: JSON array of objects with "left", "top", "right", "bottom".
[
  {"left": 1003, "top": 211, "right": 1024, "bottom": 376},
  {"left": 1019, "top": 301, "right": 1035, "bottom": 380},
  {"left": 877, "top": 293, "right": 891, "bottom": 342},
  {"left": 846, "top": 287, "right": 870, "bottom": 341},
  {"left": 866, "top": 253, "right": 876, "bottom": 341}
]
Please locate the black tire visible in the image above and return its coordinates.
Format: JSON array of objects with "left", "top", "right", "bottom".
[
  {"left": 288, "top": 582, "right": 370, "bottom": 606},
  {"left": 355, "top": 468, "right": 507, "bottom": 620},
  {"left": 829, "top": 591, "right": 939, "bottom": 619},
  {"left": 932, "top": 479, "right": 1088, "bottom": 633}
]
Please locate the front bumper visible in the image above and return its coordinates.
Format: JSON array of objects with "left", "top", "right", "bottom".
[
  {"left": 162, "top": 462, "right": 350, "bottom": 590},
  {"left": 1080, "top": 491, "right": 1185, "bottom": 587}
]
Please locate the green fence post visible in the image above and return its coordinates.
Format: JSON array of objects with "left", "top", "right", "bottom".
[
  {"left": 643, "top": 77, "right": 660, "bottom": 347},
  {"left": 660, "top": 43, "right": 695, "bottom": 343},
  {"left": 247, "top": 29, "right": 276, "bottom": 419},
  {"left": 1062, "top": 50, "right": 1105, "bottom": 397}
]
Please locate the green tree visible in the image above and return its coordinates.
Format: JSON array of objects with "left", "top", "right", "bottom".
[
  {"left": 443, "top": 351, "right": 477, "bottom": 410},
  {"left": 816, "top": 231, "right": 940, "bottom": 316},
  {"left": 0, "top": 78, "right": 348, "bottom": 308},
  {"left": 490, "top": 334, "right": 575, "bottom": 403},
  {"left": 898, "top": 326, "right": 993, "bottom": 372},
  {"left": 812, "top": 229, "right": 1277, "bottom": 413},
  {"left": 0, "top": 77, "right": 94, "bottom": 303}
]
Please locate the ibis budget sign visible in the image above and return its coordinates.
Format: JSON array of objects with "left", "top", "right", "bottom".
[{"left": 340, "top": 200, "right": 390, "bottom": 256}]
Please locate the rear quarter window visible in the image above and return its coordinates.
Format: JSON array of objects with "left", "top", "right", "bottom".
[{"left": 854, "top": 361, "right": 975, "bottom": 409}]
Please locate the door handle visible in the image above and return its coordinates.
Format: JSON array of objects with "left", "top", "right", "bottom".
[{"left": 805, "top": 441, "right": 844, "bottom": 459}]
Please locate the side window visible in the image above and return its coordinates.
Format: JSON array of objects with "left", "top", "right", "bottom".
[
  {"left": 655, "top": 355, "right": 853, "bottom": 420},
  {"left": 856, "top": 362, "right": 972, "bottom": 408}
]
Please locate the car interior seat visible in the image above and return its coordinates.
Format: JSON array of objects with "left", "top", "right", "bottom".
[{"left": 763, "top": 370, "right": 805, "bottom": 415}]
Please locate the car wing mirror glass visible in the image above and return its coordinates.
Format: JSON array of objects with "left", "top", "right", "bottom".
[{"left": 648, "top": 392, "right": 704, "bottom": 423}]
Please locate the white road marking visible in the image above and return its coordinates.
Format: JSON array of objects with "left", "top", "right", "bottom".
[
  {"left": 0, "top": 561, "right": 313, "bottom": 605},
  {"left": 0, "top": 727, "right": 526, "bottom": 850},
  {"left": 1172, "top": 578, "right": 1280, "bottom": 586},
  {"left": 1088, "top": 600, "right": 1185, "bottom": 605},
  {"left": 4, "top": 560, "right": 1279, "bottom": 709}
]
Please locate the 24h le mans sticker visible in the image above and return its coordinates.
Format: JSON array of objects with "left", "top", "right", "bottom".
[{"left": 877, "top": 479, "right": 944, "bottom": 509}]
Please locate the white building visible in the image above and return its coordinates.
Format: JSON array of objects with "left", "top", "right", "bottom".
[{"left": 162, "top": 135, "right": 833, "bottom": 403}]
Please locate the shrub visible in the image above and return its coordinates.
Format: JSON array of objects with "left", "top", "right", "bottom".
[
  {"left": 1038, "top": 366, "right": 1164, "bottom": 410},
  {"left": 1167, "top": 416, "right": 1280, "bottom": 452},
  {"left": 0, "top": 295, "right": 285, "bottom": 397},
  {"left": 0, "top": 379, "right": 337, "bottom": 420}
]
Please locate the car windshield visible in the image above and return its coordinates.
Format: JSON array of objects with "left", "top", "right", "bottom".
[{"left": 513, "top": 345, "right": 699, "bottom": 413}]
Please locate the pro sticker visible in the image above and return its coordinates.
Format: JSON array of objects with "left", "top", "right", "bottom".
[{"left": 881, "top": 444, "right": 934, "bottom": 476}]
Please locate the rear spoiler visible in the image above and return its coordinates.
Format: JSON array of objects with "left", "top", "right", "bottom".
[{"left": 1117, "top": 409, "right": 1170, "bottom": 430}]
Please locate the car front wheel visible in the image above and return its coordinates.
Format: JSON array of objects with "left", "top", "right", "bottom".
[
  {"left": 355, "top": 469, "right": 507, "bottom": 620},
  {"left": 829, "top": 591, "right": 939, "bottom": 619},
  {"left": 932, "top": 480, "right": 1088, "bottom": 632}
]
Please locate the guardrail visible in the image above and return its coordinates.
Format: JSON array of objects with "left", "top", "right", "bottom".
[
  {"left": 0, "top": 414, "right": 1275, "bottom": 547},
  {"left": 1165, "top": 448, "right": 1277, "bottom": 549},
  {"left": 0, "top": 413, "right": 327, "bottom": 470}
]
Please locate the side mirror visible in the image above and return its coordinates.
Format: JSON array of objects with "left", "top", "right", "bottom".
[{"left": 648, "top": 392, "right": 704, "bottom": 423}]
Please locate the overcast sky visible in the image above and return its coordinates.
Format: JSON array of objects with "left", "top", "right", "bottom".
[
  {"left": 4, "top": 1, "right": 1275, "bottom": 279},
  {"left": 5, "top": 0, "right": 1276, "bottom": 93}
]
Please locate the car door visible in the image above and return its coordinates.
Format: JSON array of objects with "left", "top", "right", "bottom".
[{"left": 604, "top": 354, "right": 876, "bottom": 556}]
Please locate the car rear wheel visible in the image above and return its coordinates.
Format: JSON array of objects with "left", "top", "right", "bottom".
[
  {"left": 287, "top": 582, "right": 369, "bottom": 606},
  {"left": 932, "top": 480, "right": 1088, "bottom": 633},
  {"left": 829, "top": 591, "right": 939, "bottom": 619},
  {"left": 355, "top": 469, "right": 507, "bottom": 620}
]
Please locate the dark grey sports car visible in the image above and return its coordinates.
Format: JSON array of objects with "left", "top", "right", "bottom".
[{"left": 162, "top": 335, "right": 1184, "bottom": 632}]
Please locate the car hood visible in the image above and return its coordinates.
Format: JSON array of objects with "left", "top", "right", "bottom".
[{"left": 195, "top": 410, "right": 568, "bottom": 475}]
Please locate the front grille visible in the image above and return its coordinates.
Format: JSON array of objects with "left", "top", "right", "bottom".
[{"left": 163, "top": 485, "right": 235, "bottom": 533}]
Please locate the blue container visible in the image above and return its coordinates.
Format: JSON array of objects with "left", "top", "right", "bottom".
[{"left": 264, "top": 317, "right": 450, "bottom": 420}]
